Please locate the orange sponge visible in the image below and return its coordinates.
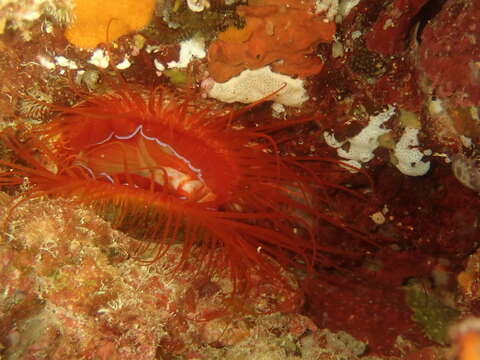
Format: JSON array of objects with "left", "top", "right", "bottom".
[
  {"left": 65, "top": 0, "right": 155, "bottom": 49},
  {"left": 207, "top": 0, "right": 335, "bottom": 82}
]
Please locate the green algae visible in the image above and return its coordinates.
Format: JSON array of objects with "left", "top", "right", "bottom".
[{"left": 404, "top": 280, "right": 460, "bottom": 345}]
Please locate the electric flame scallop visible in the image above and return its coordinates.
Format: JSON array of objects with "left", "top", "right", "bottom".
[{"left": 0, "top": 86, "right": 355, "bottom": 286}]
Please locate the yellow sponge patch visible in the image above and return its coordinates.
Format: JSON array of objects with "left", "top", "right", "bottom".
[{"left": 65, "top": 0, "right": 155, "bottom": 49}]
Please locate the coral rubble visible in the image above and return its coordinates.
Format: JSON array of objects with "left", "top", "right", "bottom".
[{"left": 0, "top": 197, "right": 374, "bottom": 359}]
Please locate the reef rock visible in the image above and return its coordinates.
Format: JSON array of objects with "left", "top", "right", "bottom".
[{"left": 418, "top": 0, "right": 480, "bottom": 107}]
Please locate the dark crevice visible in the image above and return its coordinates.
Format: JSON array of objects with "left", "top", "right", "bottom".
[{"left": 412, "top": 0, "right": 448, "bottom": 42}]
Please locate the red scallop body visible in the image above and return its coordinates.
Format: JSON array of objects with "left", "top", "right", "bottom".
[{"left": 0, "top": 86, "right": 346, "bottom": 287}]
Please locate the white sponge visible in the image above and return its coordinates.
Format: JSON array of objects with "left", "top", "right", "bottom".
[
  {"left": 207, "top": 66, "right": 309, "bottom": 107},
  {"left": 394, "top": 128, "right": 430, "bottom": 176}
]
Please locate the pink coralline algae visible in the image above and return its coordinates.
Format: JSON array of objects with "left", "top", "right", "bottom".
[
  {"left": 365, "top": 0, "right": 429, "bottom": 56},
  {"left": 419, "top": 0, "right": 480, "bottom": 106},
  {"left": 0, "top": 196, "right": 330, "bottom": 359}
]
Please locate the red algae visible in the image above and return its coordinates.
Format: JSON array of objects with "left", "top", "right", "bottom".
[
  {"left": 306, "top": 280, "right": 432, "bottom": 355},
  {"left": 365, "top": 0, "right": 429, "bottom": 56}
]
